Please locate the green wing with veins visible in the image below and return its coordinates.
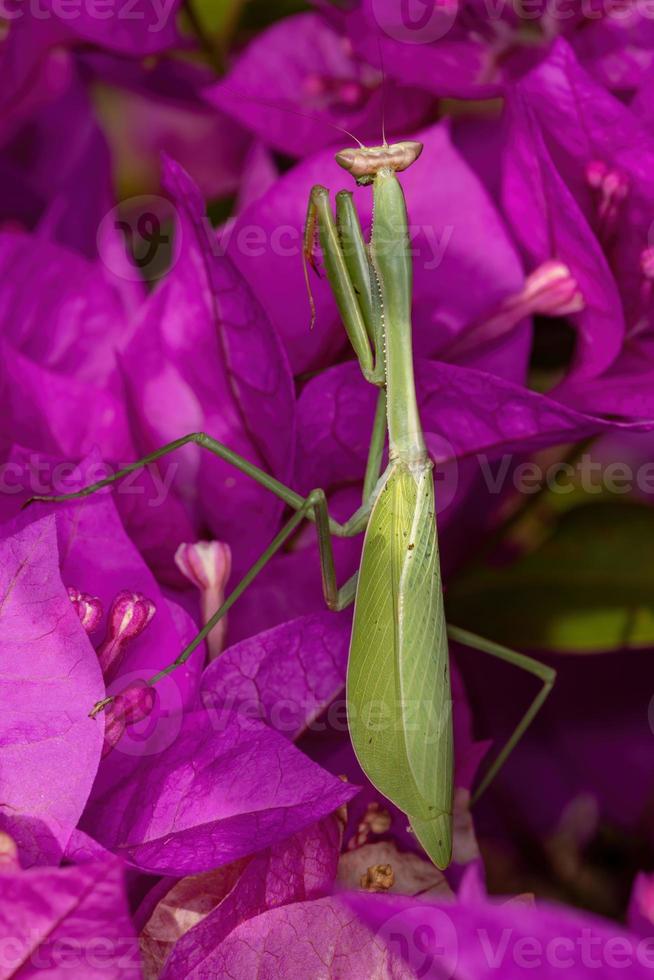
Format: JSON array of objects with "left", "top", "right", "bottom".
[{"left": 347, "top": 460, "right": 453, "bottom": 868}]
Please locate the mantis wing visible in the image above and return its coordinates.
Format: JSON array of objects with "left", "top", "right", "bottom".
[{"left": 347, "top": 461, "right": 453, "bottom": 868}]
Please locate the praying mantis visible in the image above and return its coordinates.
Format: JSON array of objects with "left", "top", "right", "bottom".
[{"left": 28, "top": 137, "right": 555, "bottom": 869}]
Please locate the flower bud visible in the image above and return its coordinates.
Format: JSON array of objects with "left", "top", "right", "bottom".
[
  {"left": 101, "top": 680, "right": 157, "bottom": 758},
  {"left": 0, "top": 833, "right": 20, "bottom": 873},
  {"left": 518, "top": 260, "right": 585, "bottom": 318},
  {"left": 175, "top": 541, "right": 232, "bottom": 661},
  {"left": 97, "top": 590, "right": 156, "bottom": 680},
  {"left": 447, "top": 260, "right": 584, "bottom": 359},
  {"left": 585, "top": 159, "right": 629, "bottom": 243},
  {"left": 67, "top": 587, "right": 103, "bottom": 634}
]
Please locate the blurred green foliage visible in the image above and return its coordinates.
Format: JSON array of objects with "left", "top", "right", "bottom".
[{"left": 447, "top": 501, "right": 654, "bottom": 653}]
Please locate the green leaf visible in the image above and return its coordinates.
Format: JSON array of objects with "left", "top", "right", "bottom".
[
  {"left": 347, "top": 462, "right": 453, "bottom": 868},
  {"left": 447, "top": 501, "right": 654, "bottom": 653},
  {"left": 187, "top": 0, "right": 244, "bottom": 43}
]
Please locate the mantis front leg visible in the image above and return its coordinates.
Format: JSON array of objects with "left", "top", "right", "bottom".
[{"left": 304, "top": 186, "right": 385, "bottom": 387}]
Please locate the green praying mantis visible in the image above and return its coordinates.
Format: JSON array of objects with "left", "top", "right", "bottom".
[{"left": 29, "top": 137, "right": 556, "bottom": 869}]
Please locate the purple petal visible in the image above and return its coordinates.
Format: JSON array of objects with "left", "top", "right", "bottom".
[
  {"left": 168, "top": 895, "right": 410, "bottom": 979},
  {"left": 346, "top": 0, "right": 502, "bottom": 99},
  {"left": 207, "top": 13, "right": 432, "bottom": 157},
  {"left": 83, "top": 707, "right": 357, "bottom": 875},
  {"left": 502, "top": 90, "right": 625, "bottom": 380},
  {"left": 7, "top": 450, "right": 205, "bottom": 791},
  {"left": 200, "top": 612, "right": 351, "bottom": 740},
  {"left": 294, "top": 359, "right": 654, "bottom": 502},
  {"left": 0, "top": 517, "right": 104, "bottom": 867},
  {"left": 510, "top": 39, "right": 654, "bottom": 340},
  {"left": 571, "top": 10, "right": 654, "bottom": 91},
  {"left": 122, "top": 157, "right": 295, "bottom": 576},
  {"left": 0, "top": 855, "right": 140, "bottom": 978},
  {"left": 0, "top": 343, "right": 132, "bottom": 461},
  {"left": 157, "top": 817, "right": 341, "bottom": 977},
  {"left": 344, "top": 891, "right": 654, "bottom": 978}
]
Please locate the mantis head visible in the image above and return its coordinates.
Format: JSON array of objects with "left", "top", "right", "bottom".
[{"left": 335, "top": 141, "right": 423, "bottom": 186}]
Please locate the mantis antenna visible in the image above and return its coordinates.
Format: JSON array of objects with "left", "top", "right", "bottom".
[
  {"left": 377, "top": 35, "right": 388, "bottom": 147},
  {"left": 227, "top": 89, "right": 367, "bottom": 149}
]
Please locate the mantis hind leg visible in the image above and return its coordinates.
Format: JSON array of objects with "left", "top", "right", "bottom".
[{"left": 447, "top": 625, "right": 556, "bottom": 804}]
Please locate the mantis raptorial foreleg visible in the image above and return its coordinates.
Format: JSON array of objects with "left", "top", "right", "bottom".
[{"left": 304, "top": 186, "right": 385, "bottom": 386}]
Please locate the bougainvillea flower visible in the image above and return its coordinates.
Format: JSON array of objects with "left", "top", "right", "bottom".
[
  {"left": 144, "top": 815, "right": 341, "bottom": 977},
  {"left": 83, "top": 705, "right": 357, "bottom": 876},
  {"left": 502, "top": 40, "right": 654, "bottom": 415},
  {"left": 97, "top": 590, "right": 157, "bottom": 681},
  {"left": 0, "top": 846, "right": 141, "bottom": 978},
  {"left": 0, "top": 73, "right": 117, "bottom": 263},
  {"left": 101, "top": 680, "right": 158, "bottom": 759},
  {"left": 0, "top": 231, "right": 133, "bottom": 460},
  {"left": 200, "top": 612, "right": 351, "bottom": 739},
  {"left": 502, "top": 92, "right": 625, "bottom": 381},
  {"left": 200, "top": 609, "right": 486, "bottom": 883},
  {"left": 163, "top": 894, "right": 411, "bottom": 977},
  {"left": 175, "top": 540, "right": 232, "bottom": 660},
  {"left": 206, "top": 12, "right": 434, "bottom": 158},
  {"left": 507, "top": 41, "right": 654, "bottom": 341},
  {"left": 0, "top": 517, "right": 104, "bottom": 868}
]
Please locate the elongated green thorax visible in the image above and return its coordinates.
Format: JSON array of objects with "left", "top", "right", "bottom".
[{"left": 371, "top": 170, "right": 426, "bottom": 466}]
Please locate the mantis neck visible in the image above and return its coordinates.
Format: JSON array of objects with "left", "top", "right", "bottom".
[{"left": 371, "top": 170, "right": 426, "bottom": 466}]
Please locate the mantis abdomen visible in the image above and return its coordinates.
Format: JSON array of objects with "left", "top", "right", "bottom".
[{"left": 347, "top": 458, "right": 453, "bottom": 869}]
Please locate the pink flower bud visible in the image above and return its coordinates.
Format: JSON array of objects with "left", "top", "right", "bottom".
[
  {"left": 0, "top": 833, "right": 20, "bottom": 873},
  {"left": 101, "top": 680, "right": 157, "bottom": 758},
  {"left": 446, "top": 261, "right": 584, "bottom": 359},
  {"left": 641, "top": 247, "right": 654, "bottom": 280},
  {"left": 67, "top": 587, "right": 104, "bottom": 634},
  {"left": 175, "top": 541, "right": 232, "bottom": 661},
  {"left": 519, "top": 260, "right": 585, "bottom": 318},
  {"left": 97, "top": 590, "right": 156, "bottom": 680},
  {"left": 585, "top": 160, "right": 629, "bottom": 243}
]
